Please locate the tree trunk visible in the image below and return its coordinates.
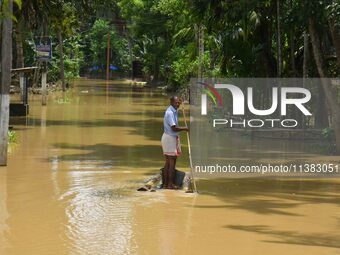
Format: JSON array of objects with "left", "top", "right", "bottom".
[
  {"left": 14, "top": 18, "right": 24, "bottom": 68},
  {"left": 314, "top": 85, "right": 329, "bottom": 129},
  {"left": 302, "top": 31, "right": 309, "bottom": 78},
  {"left": 0, "top": 0, "right": 13, "bottom": 166},
  {"left": 309, "top": 18, "right": 340, "bottom": 154},
  {"left": 258, "top": 14, "right": 276, "bottom": 77},
  {"left": 57, "top": 25, "right": 65, "bottom": 91},
  {"left": 301, "top": 31, "right": 310, "bottom": 129},
  {"left": 329, "top": 20, "right": 340, "bottom": 69},
  {"left": 309, "top": 19, "right": 327, "bottom": 78}
]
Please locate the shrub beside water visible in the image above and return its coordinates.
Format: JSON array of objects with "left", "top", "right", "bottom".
[
  {"left": 8, "top": 130, "right": 17, "bottom": 143},
  {"left": 8, "top": 130, "right": 18, "bottom": 154}
]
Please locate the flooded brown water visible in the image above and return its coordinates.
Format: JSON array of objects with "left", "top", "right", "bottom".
[{"left": 1, "top": 79, "right": 340, "bottom": 255}]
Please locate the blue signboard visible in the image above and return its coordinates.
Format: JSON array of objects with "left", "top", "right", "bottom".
[{"left": 36, "top": 43, "right": 52, "bottom": 61}]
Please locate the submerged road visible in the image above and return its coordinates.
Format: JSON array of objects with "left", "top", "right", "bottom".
[{"left": 1, "top": 79, "right": 340, "bottom": 255}]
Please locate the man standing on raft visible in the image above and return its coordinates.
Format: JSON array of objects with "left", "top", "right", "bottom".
[{"left": 161, "top": 96, "right": 189, "bottom": 189}]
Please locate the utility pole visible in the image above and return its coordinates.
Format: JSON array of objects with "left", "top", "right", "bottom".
[
  {"left": 276, "top": 0, "right": 282, "bottom": 77},
  {"left": 57, "top": 25, "right": 65, "bottom": 91},
  {"left": 0, "top": 0, "right": 13, "bottom": 166},
  {"left": 197, "top": 24, "right": 204, "bottom": 79},
  {"left": 122, "top": 25, "right": 133, "bottom": 80},
  {"left": 106, "top": 31, "right": 110, "bottom": 80}
]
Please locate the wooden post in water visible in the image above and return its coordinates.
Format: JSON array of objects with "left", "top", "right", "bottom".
[
  {"left": 19, "top": 74, "right": 24, "bottom": 100},
  {"left": 0, "top": 0, "right": 13, "bottom": 166},
  {"left": 41, "top": 62, "right": 47, "bottom": 105},
  {"left": 42, "top": 71, "right": 47, "bottom": 105}
]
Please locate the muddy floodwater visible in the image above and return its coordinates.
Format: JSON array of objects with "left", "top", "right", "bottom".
[{"left": 1, "top": 79, "right": 340, "bottom": 255}]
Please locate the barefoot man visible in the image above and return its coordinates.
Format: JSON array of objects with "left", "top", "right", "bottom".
[{"left": 161, "top": 96, "right": 189, "bottom": 189}]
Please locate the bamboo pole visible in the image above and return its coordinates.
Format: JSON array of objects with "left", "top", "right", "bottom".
[{"left": 181, "top": 102, "right": 198, "bottom": 193}]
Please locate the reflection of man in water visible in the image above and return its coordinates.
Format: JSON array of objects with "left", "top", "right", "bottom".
[{"left": 161, "top": 96, "right": 189, "bottom": 189}]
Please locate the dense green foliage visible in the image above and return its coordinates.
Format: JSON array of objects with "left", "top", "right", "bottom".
[
  {"left": 0, "top": 0, "right": 21, "bottom": 20},
  {"left": 13, "top": 0, "right": 131, "bottom": 82},
  {"left": 120, "top": 0, "right": 339, "bottom": 88},
  {"left": 7, "top": 130, "right": 17, "bottom": 143},
  {"left": 82, "top": 19, "right": 131, "bottom": 77},
  {"left": 9, "top": 0, "right": 339, "bottom": 88}
]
